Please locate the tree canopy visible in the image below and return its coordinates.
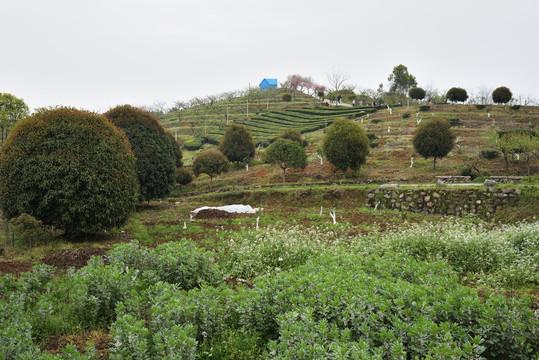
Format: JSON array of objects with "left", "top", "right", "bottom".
[
  {"left": 265, "top": 139, "right": 307, "bottom": 183},
  {"left": 0, "top": 107, "right": 138, "bottom": 238},
  {"left": 280, "top": 128, "right": 303, "bottom": 144},
  {"left": 492, "top": 86, "right": 512, "bottom": 104},
  {"left": 408, "top": 87, "right": 426, "bottom": 101},
  {"left": 0, "top": 93, "right": 29, "bottom": 144},
  {"left": 388, "top": 64, "right": 417, "bottom": 96},
  {"left": 219, "top": 124, "right": 256, "bottom": 163},
  {"left": 192, "top": 150, "right": 229, "bottom": 189},
  {"left": 104, "top": 105, "right": 177, "bottom": 202},
  {"left": 322, "top": 118, "right": 370, "bottom": 173},
  {"left": 412, "top": 119, "right": 455, "bottom": 169},
  {"left": 446, "top": 87, "right": 469, "bottom": 103}
]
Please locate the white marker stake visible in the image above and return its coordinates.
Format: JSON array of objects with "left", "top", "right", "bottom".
[
  {"left": 190, "top": 213, "right": 194, "bottom": 222},
  {"left": 183, "top": 221, "right": 187, "bottom": 229},
  {"left": 318, "top": 155, "right": 323, "bottom": 165},
  {"left": 488, "top": 113, "right": 490, "bottom": 118},
  {"left": 256, "top": 216, "right": 259, "bottom": 230},
  {"left": 410, "top": 156, "right": 414, "bottom": 168},
  {"left": 388, "top": 125, "right": 391, "bottom": 133},
  {"left": 246, "top": 164, "right": 249, "bottom": 172},
  {"left": 320, "top": 206, "right": 323, "bottom": 216},
  {"left": 374, "top": 201, "right": 380, "bottom": 210},
  {"left": 329, "top": 208, "right": 336, "bottom": 225}
]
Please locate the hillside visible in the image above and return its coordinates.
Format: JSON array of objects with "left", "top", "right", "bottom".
[{"left": 158, "top": 92, "right": 538, "bottom": 189}]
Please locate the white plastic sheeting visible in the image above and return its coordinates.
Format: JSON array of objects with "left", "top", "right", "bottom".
[{"left": 191, "top": 204, "right": 262, "bottom": 214}]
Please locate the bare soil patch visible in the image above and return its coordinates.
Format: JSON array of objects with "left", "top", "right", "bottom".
[
  {"left": 43, "top": 248, "right": 109, "bottom": 270},
  {"left": 0, "top": 261, "right": 33, "bottom": 275}
]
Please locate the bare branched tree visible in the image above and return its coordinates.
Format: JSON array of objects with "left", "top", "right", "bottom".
[{"left": 326, "top": 69, "right": 350, "bottom": 92}]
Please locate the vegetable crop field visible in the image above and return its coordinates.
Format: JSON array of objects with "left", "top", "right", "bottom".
[{"left": 1, "top": 186, "right": 538, "bottom": 359}]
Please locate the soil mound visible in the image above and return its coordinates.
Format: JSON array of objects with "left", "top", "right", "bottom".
[
  {"left": 43, "top": 248, "right": 108, "bottom": 270},
  {"left": 195, "top": 209, "right": 236, "bottom": 219}
]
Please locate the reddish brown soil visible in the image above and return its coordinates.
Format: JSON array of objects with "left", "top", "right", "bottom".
[
  {"left": 43, "top": 248, "right": 109, "bottom": 270},
  {"left": 41, "top": 330, "right": 111, "bottom": 358},
  {"left": 0, "top": 261, "right": 33, "bottom": 275},
  {"left": 194, "top": 209, "right": 255, "bottom": 219}
]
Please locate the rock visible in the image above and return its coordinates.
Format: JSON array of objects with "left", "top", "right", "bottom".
[
  {"left": 436, "top": 179, "right": 446, "bottom": 187},
  {"left": 380, "top": 183, "right": 398, "bottom": 188},
  {"left": 484, "top": 179, "right": 497, "bottom": 187}
]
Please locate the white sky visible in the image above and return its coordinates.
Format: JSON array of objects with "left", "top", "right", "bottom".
[{"left": 2, "top": 0, "right": 538, "bottom": 112}]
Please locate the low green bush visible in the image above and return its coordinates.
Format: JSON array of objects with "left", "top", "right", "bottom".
[
  {"left": 402, "top": 111, "right": 411, "bottom": 119},
  {"left": 480, "top": 149, "right": 500, "bottom": 160},
  {"left": 447, "top": 118, "right": 462, "bottom": 126},
  {"left": 176, "top": 167, "right": 193, "bottom": 186},
  {"left": 510, "top": 105, "right": 521, "bottom": 110},
  {"left": 9, "top": 213, "right": 56, "bottom": 248},
  {"left": 475, "top": 104, "right": 486, "bottom": 110},
  {"left": 370, "top": 119, "right": 381, "bottom": 124},
  {"left": 419, "top": 105, "right": 430, "bottom": 111},
  {"left": 182, "top": 138, "right": 203, "bottom": 151},
  {"left": 366, "top": 133, "right": 378, "bottom": 141},
  {"left": 460, "top": 167, "right": 477, "bottom": 180},
  {"left": 281, "top": 94, "right": 292, "bottom": 102}
]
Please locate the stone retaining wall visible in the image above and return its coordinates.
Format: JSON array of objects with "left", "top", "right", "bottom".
[{"left": 366, "top": 187, "right": 520, "bottom": 217}]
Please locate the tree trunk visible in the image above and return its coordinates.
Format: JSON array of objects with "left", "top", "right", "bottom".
[
  {"left": 282, "top": 167, "right": 286, "bottom": 184},
  {"left": 433, "top": 157, "right": 437, "bottom": 169}
]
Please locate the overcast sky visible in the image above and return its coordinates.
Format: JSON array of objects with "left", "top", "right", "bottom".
[{"left": 2, "top": 0, "right": 538, "bottom": 112}]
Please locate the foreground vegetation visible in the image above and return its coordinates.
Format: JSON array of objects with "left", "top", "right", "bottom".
[{"left": 1, "top": 209, "right": 537, "bottom": 358}]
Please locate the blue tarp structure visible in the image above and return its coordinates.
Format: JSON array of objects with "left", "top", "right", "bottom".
[{"left": 259, "top": 78, "right": 278, "bottom": 91}]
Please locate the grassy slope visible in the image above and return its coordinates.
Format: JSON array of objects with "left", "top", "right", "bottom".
[{"left": 163, "top": 96, "right": 538, "bottom": 190}]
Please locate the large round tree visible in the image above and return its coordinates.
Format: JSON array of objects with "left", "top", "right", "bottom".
[
  {"left": 219, "top": 124, "right": 255, "bottom": 163},
  {"left": 104, "top": 105, "right": 177, "bottom": 202},
  {"left": 446, "top": 87, "right": 468, "bottom": 103},
  {"left": 492, "top": 86, "right": 512, "bottom": 104},
  {"left": 412, "top": 119, "right": 455, "bottom": 169},
  {"left": 0, "top": 107, "right": 138, "bottom": 238},
  {"left": 322, "top": 118, "right": 370, "bottom": 173}
]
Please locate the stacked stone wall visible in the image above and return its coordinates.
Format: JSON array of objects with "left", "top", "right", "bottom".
[{"left": 366, "top": 187, "right": 520, "bottom": 217}]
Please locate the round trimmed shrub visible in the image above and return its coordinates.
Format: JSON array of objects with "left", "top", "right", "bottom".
[
  {"left": 322, "top": 118, "right": 370, "bottom": 172},
  {"left": 219, "top": 124, "right": 255, "bottom": 163},
  {"left": 402, "top": 112, "right": 411, "bottom": 119},
  {"left": 0, "top": 107, "right": 138, "bottom": 238},
  {"left": 492, "top": 86, "right": 512, "bottom": 104},
  {"left": 408, "top": 87, "right": 426, "bottom": 101},
  {"left": 446, "top": 87, "right": 468, "bottom": 103},
  {"left": 280, "top": 128, "right": 302, "bottom": 144},
  {"left": 176, "top": 167, "right": 193, "bottom": 187},
  {"left": 412, "top": 119, "right": 455, "bottom": 169},
  {"left": 192, "top": 150, "right": 229, "bottom": 188},
  {"left": 282, "top": 94, "right": 292, "bottom": 102},
  {"left": 104, "top": 105, "right": 177, "bottom": 202}
]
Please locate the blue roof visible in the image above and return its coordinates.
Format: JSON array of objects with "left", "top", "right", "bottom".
[{"left": 259, "top": 78, "right": 278, "bottom": 88}]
